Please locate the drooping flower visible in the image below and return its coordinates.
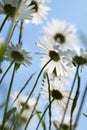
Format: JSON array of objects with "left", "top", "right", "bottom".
[
  {"left": 41, "top": 19, "right": 78, "bottom": 50},
  {"left": 4, "top": 43, "right": 32, "bottom": 67},
  {"left": 0, "top": 0, "right": 34, "bottom": 21},
  {"left": 36, "top": 37, "right": 73, "bottom": 77},
  {"left": 40, "top": 78, "right": 72, "bottom": 112},
  {"left": 25, "top": 0, "right": 51, "bottom": 24}
]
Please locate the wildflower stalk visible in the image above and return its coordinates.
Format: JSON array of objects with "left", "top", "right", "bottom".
[
  {"left": 0, "top": 61, "right": 14, "bottom": 84},
  {"left": 60, "top": 65, "right": 79, "bottom": 129},
  {"left": 18, "top": 21, "right": 24, "bottom": 44},
  {"left": 70, "top": 70, "right": 80, "bottom": 130},
  {"left": 1, "top": 64, "right": 16, "bottom": 129},
  {"left": 46, "top": 73, "right": 51, "bottom": 130},
  {"left": 0, "top": 15, "right": 8, "bottom": 32},
  {"left": 12, "top": 59, "right": 51, "bottom": 130},
  {"left": 5, "top": 21, "right": 18, "bottom": 48},
  {"left": 24, "top": 94, "right": 40, "bottom": 130},
  {"left": 73, "top": 85, "right": 87, "bottom": 130},
  {"left": 36, "top": 98, "right": 54, "bottom": 130},
  {"left": 10, "top": 73, "right": 35, "bottom": 108}
]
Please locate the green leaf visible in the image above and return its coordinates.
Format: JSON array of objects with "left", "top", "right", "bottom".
[
  {"left": 83, "top": 113, "right": 87, "bottom": 118},
  {"left": 6, "top": 107, "right": 17, "bottom": 121}
]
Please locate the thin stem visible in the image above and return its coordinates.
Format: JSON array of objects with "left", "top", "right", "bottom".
[
  {"left": 22, "top": 59, "right": 51, "bottom": 111},
  {"left": 10, "top": 73, "right": 35, "bottom": 108},
  {"left": 0, "top": 15, "right": 8, "bottom": 32},
  {"left": 1, "top": 65, "right": 15, "bottom": 129},
  {"left": 60, "top": 66, "right": 79, "bottom": 129},
  {"left": 18, "top": 21, "right": 24, "bottom": 44},
  {"left": 12, "top": 59, "right": 51, "bottom": 130},
  {"left": 5, "top": 21, "right": 18, "bottom": 48},
  {"left": 24, "top": 94, "right": 40, "bottom": 130},
  {"left": 0, "top": 61, "right": 14, "bottom": 84},
  {"left": 46, "top": 73, "right": 51, "bottom": 130},
  {"left": 73, "top": 85, "right": 87, "bottom": 130},
  {"left": 70, "top": 70, "right": 80, "bottom": 130},
  {"left": 36, "top": 98, "right": 54, "bottom": 130}
]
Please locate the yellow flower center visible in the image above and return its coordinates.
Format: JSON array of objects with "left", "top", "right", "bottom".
[
  {"left": 54, "top": 33, "right": 65, "bottom": 44},
  {"left": 60, "top": 123, "right": 69, "bottom": 130},
  {"left": 3, "top": 4, "right": 16, "bottom": 17},
  {"left": 11, "top": 50, "right": 24, "bottom": 62},
  {"left": 73, "top": 56, "right": 87, "bottom": 66},
  {"left": 51, "top": 89, "right": 63, "bottom": 100},
  {"left": 49, "top": 50, "right": 61, "bottom": 62},
  {"left": 29, "top": 1, "right": 38, "bottom": 12}
]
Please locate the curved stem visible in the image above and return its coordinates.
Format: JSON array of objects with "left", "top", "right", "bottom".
[
  {"left": 24, "top": 94, "right": 40, "bottom": 130},
  {"left": 0, "top": 15, "right": 8, "bottom": 32},
  {"left": 36, "top": 98, "right": 54, "bottom": 130},
  {"left": 73, "top": 85, "right": 87, "bottom": 130},
  {"left": 18, "top": 21, "right": 24, "bottom": 44},
  {"left": 0, "top": 61, "right": 14, "bottom": 84},
  {"left": 5, "top": 21, "right": 18, "bottom": 48},
  {"left": 12, "top": 59, "right": 51, "bottom": 130},
  {"left": 60, "top": 66, "right": 79, "bottom": 129},
  {"left": 46, "top": 73, "right": 51, "bottom": 130},
  {"left": 22, "top": 59, "right": 51, "bottom": 109},
  {"left": 1, "top": 65, "right": 15, "bottom": 129}
]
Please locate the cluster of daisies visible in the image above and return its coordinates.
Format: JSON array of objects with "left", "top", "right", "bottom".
[{"left": 0, "top": 0, "right": 87, "bottom": 130}]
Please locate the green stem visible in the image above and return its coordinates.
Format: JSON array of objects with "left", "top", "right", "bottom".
[
  {"left": 1, "top": 65, "right": 15, "bottom": 129},
  {"left": 70, "top": 69, "right": 80, "bottom": 130},
  {"left": 46, "top": 73, "right": 51, "bottom": 130},
  {"left": 36, "top": 98, "right": 54, "bottom": 130},
  {"left": 18, "top": 21, "right": 24, "bottom": 44},
  {"left": 73, "top": 85, "right": 87, "bottom": 130},
  {"left": 60, "top": 66, "right": 79, "bottom": 129},
  {"left": 24, "top": 94, "right": 40, "bottom": 130},
  {"left": 5, "top": 21, "right": 18, "bottom": 48},
  {"left": 12, "top": 59, "right": 51, "bottom": 130},
  {"left": 0, "top": 61, "right": 14, "bottom": 84},
  {"left": 0, "top": 15, "right": 8, "bottom": 32},
  {"left": 10, "top": 73, "right": 35, "bottom": 108}
]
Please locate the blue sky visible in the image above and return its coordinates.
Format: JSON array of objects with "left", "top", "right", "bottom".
[{"left": 0, "top": 0, "right": 87, "bottom": 130}]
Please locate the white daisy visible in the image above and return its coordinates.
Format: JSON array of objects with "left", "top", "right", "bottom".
[
  {"left": 26, "top": 0, "right": 51, "bottom": 24},
  {"left": 42, "top": 19, "right": 78, "bottom": 50},
  {"left": 0, "top": 0, "right": 34, "bottom": 21},
  {"left": 11, "top": 92, "right": 36, "bottom": 119},
  {"left": 72, "top": 48, "right": 87, "bottom": 66},
  {"left": 36, "top": 37, "right": 73, "bottom": 77},
  {"left": 40, "top": 78, "right": 72, "bottom": 112},
  {"left": 52, "top": 116, "right": 75, "bottom": 130},
  {"left": 4, "top": 43, "right": 32, "bottom": 67}
]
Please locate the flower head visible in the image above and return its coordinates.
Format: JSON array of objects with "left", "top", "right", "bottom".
[
  {"left": 41, "top": 78, "right": 72, "bottom": 112},
  {"left": 36, "top": 37, "right": 73, "bottom": 77},
  {"left": 0, "top": 0, "right": 34, "bottom": 21},
  {"left": 4, "top": 43, "right": 32, "bottom": 67},
  {"left": 42, "top": 19, "right": 78, "bottom": 50},
  {"left": 26, "top": 0, "right": 50, "bottom": 24}
]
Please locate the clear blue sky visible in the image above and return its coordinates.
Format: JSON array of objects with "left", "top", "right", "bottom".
[{"left": 0, "top": 0, "right": 87, "bottom": 130}]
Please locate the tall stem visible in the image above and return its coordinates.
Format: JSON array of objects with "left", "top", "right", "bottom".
[
  {"left": 60, "top": 66, "right": 79, "bottom": 129},
  {"left": 0, "top": 61, "right": 14, "bottom": 84},
  {"left": 36, "top": 98, "right": 54, "bottom": 130},
  {"left": 0, "top": 15, "right": 8, "bottom": 32},
  {"left": 1, "top": 65, "right": 15, "bottom": 129}
]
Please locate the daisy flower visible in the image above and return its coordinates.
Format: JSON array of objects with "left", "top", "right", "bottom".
[
  {"left": 36, "top": 37, "right": 73, "bottom": 77},
  {"left": 0, "top": 0, "right": 34, "bottom": 21},
  {"left": 26, "top": 0, "right": 51, "bottom": 24},
  {"left": 42, "top": 19, "right": 78, "bottom": 50},
  {"left": 11, "top": 92, "right": 36, "bottom": 119},
  {"left": 4, "top": 43, "right": 32, "bottom": 67},
  {"left": 52, "top": 116, "right": 75, "bottom": 130},
  {"left": 40, "top": 78, "right": 72, "bottom": 112}
]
